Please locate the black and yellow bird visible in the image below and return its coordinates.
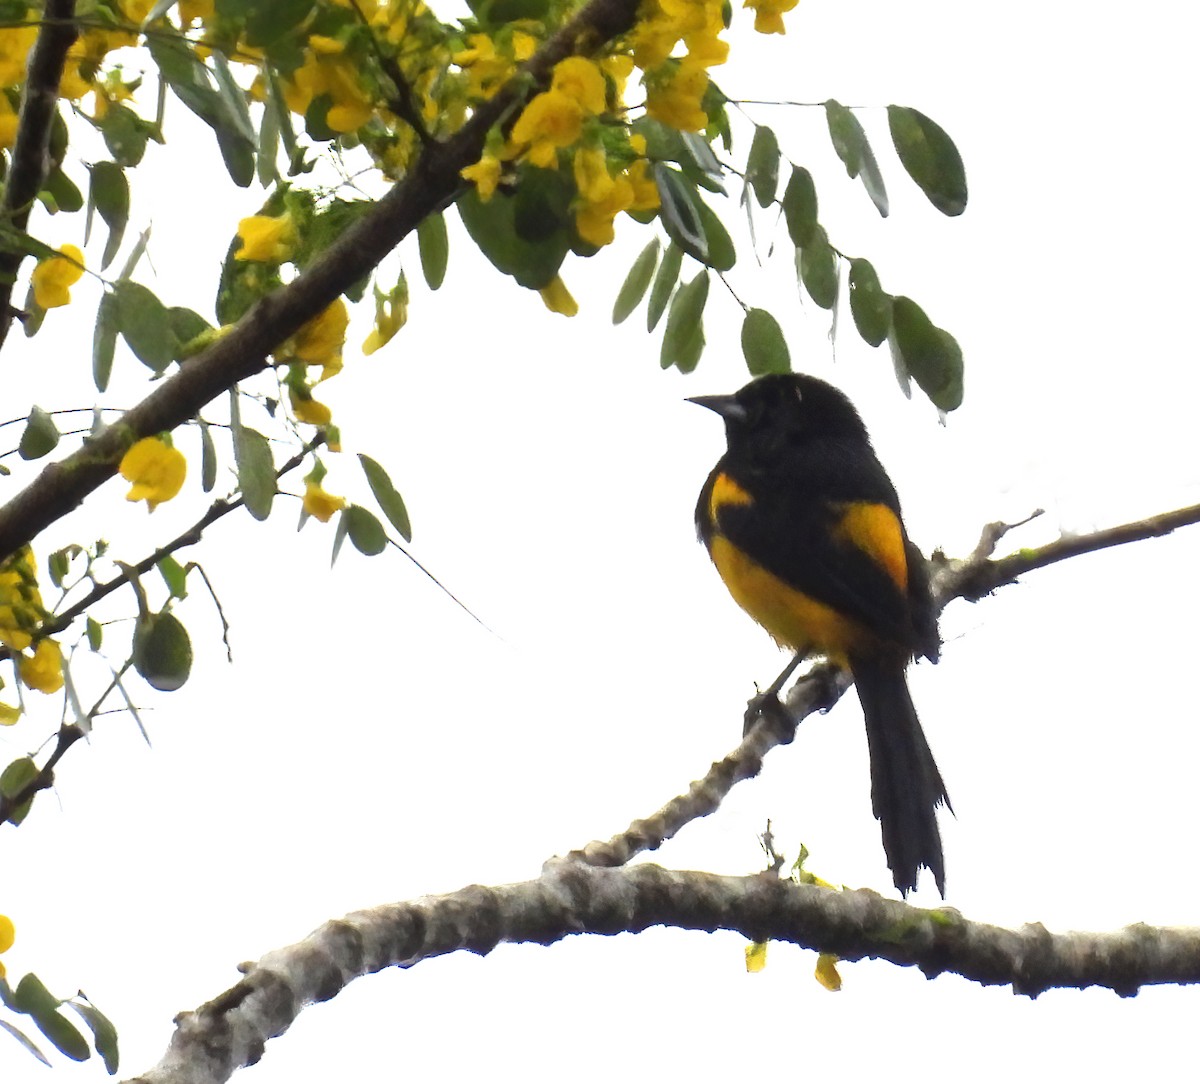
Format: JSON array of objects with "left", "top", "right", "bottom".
[{"left": 690, "top": 373, "right": 949, "bottom": 896}]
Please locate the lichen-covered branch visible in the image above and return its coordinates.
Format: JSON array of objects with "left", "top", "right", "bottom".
[
  {"left": 570, "top": 502, "right": 1200, "bottom": 868},
  {"left": 123, "top": 859, "right": 1200, "bottom": 1084}
]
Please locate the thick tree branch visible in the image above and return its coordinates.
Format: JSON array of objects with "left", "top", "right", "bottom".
[
  {"left": 0, "top": 0, "right": 644, "bottom": 564},
  {"left": 124, "top": 860, "right": 1200, "bottom": 1084},
  {"left": 0, "top": 2, "right": 78, "bottom": 349}
]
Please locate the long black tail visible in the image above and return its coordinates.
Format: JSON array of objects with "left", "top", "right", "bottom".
[{"left": 850, "top": 656, "right": 950, "bottom": 897}]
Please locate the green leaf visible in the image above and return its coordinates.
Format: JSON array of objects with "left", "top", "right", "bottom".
[
  {"left": 343, "top": 505, "right": 388, "bottom": 556},
  {"left": 646, "top": 242, "right": 682, "bottom": 332},
  {"left": 741, "top": 308, "right": 790, "bottom": 375},
  {"left": 43, "top": 167, "right": 83, "bottom": 213},
  {"left": 90, "top": 161, "right": 129, "bottom": 270},
  {"left": 889, "top": 296, "right": 964, "bottom": 410},
  {"left": 358, "top": 454, "right": 412, "bottom": 542},
  {"left": 746, "top": 125, "right": 780, "bottom": 208},
  {"left": 65, "top": 1001, "right": 119, "bottom": 1075},
  {"left": 330, "top": 506, "right": 350, "bottom": 566},
  {"left": 824, "top": 99, "right": 888, "bottom": 217},
  {"left": 157, "top": 554, "right": 189, "bottom": 599},
  {"left": 887, "top": 105, "right": 967, "bottom": 216},
  {"left": 612, "top": 238, "right": 660, "bottom": 324},
  {"left": 232, "top": 423, "right": 275, "bottom": 520},
  {"left": 200, "top": 421, "right": 217, "bottom": 493},
  {"left": 48, "top": 548, "right": 69, "bottom": 588},
  {"left": 0, "top": 1018, "right": 51, "bottom": 1067},
  {"left": 847, "top": 258, "right": 892, "bottom": 347},
  {"left": 86, "top": 616, "right": 103, "bottom": 651},
  {"left": 100, "top": 105, "right": 149, "bottom": 167},
  {"left": 457, "top": 184, "right": 569, "bottom": 290},
  {"left": 782, "top": 167, "right": 818, "bottom": 247},
  {"left": 660, "top": 270, "right": 709, "bottom": 372},
  {"left": 696, "top": 200, "right": 735, "bottom": 271},
  {"left": 169, "top": 307, "right": 212, "bottom": 361},
  {"left": 132, "top": 612, "right": 193, "bottom": 692},
  {"left": 92, "top": 292, "right": 119, "bottom": 392},
  {"left": 19, "top": 406, "right": 59, "bottom": 460},
  {"left": 113, "top": 281, "right": 176, "bottom": 372},
  {"left": 798, "top": 226, "right": 838, "bottom": 310},
  {"left": 215, "top": 124, "right": 255, "bottom": 187},
  {"left": 256, "top": 85, "right": 280, "bottom": 187},
  {"left": 654, "top": 164, "right": 707, "bottom": 262},
  {"left": 417, "top": 211, "right": 449, "bottom": 290},
  {"left": 244, "top": 0, "right": 314, "bottom": 46},
  {"left": 0, "top": 757, "right": 37, "bottom": 799},
  {"left": 13, "top": 975, "right": 89, "bottom": 1063},
  {"left": 211, "top": 50, "right": 256, "bottom": 142}
]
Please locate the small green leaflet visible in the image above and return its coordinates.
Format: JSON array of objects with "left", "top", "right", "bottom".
[
  {"left": 13, "top": 974, "right": 90, "bottom": 1063},
  {"left": 113, "top": 281, "right": 176, "bottom": 371},
  {"left": 18, "top": 406, "right": 60, "bottom": 460},
  {"left": 646, "top": 242, "right": 683, "bottom": 332},
  {"left": 782, "top": 167, "right": 818, "bottom": 247},
  {"left": 612, "top": 238, "right": 660, "bottom": 324},
  {"left": 847, "top": 258, "right": 892, "bottom": 347},
  {"left": 358, "top": 454, "right": 412, "bottom": 542},
  {"left": 417, "top": 211, "right": 449, "bottom": 290},
  {"left": 200, "top": 421, "right": 217, "bottom": 493},
  {"left": 654, "top": 164, "right": 707, "bottom": 262},
  {"left": 797, "top": 226, "right": 838, "bottom": 310},
  {"left": 887, "top": 105, "right": 968, "bottom": 216},
  {"left": 746, "top": 125, "right": 780, "bottom": 208},
  {"left": 232, "top": 423, "right": 276, "bottom": 520},
  {"left": 65, "top": 1001, "right": 119, "bottom": 1075},
  {"left": 661, "top": 270, "right": 709, "bottom": 373},
  {"left": 741, "top": 308, "right": 790, "bottom": 375},
  {"left": 889, "top": 296, "right": 964, "bottom": 410},
  {"left": 824, "top": 99, "right": 888, "bottom": 217},
  {"left": 343, "top": 505, "right": 388, "bottom": 556},
  {"left": 88, "top": 161, "right": 129, "bottom": 270}
]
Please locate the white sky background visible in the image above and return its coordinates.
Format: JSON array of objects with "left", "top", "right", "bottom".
[{"left": 2, "top": 0, "right": 1200, "bottom": 1080}]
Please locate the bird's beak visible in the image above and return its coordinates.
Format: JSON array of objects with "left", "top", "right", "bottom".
[{"left": 686, "top": 393, "right": 747, "bottom": 423}]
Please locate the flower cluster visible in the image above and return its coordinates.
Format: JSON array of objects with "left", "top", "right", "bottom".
[{"left": 0, "top": 548, "right": 64, "bottom": 722}]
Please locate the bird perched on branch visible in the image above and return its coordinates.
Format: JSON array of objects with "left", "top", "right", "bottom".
[{"left": 690, "top": 373, "right": 949, "bottom": 896}]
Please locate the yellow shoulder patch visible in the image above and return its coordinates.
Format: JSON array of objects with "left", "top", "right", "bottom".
[
  {"left": 708, "top": 472, "right": 753, "bottom": 522},
  {"left": 830, "top": 502, "right": 907, "bottom": 590}
]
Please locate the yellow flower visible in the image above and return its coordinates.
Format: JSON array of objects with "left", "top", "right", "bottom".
[
  {"left": 539, "top": 275, "right": 577, "bottom": 316},
  {"left": 573, "top": 145, "right": 634, "bottom": 246},
  {"left": 461, "top": 153, "right": 503, "bottom": 201},
  {"left": 282, "top": 46, "right": 374, "bottom": 132},
  {"left": 235, "top": 212, "right": 296, "bottom": 263},
  {"left": 684, "top": 27, "right": 729, "bottom": 66},
  {"left": 625, "top": 158, "right": 660, "bottom": 213},
  {"left": 511, "top": 90, "right": 583, "bottom": 168},
  {"left": 743, "top": 0, "right": 799, "bottom": 34},
  {"left": 0, "top": 95, "right": 17, "bottom": 151},
  {"left": 31, "top": 245, "right": 84, "bottom": 309},
  {"left": 291, "top": 392, "right": 332, "bottom": 426},
  {"left": 303, "top": 480, "right": 345, "bottom": 522},
  {"left": 120, "top": 437, "right": 187, "bottom": 511},
  {"left": 0, "top": 912, "right": 13, "bottom": 977},
  {"left": 0, "top": 21, "right": 37, "bottom": 87},
  {"left": 291, "top": 299, "right": 349, "bottom": 374},
  {"left": 19, "top": 639, "right": 63, "bottom": 695},
  {"left": 362, "top": 279, "right": 408, "bottom": 355},
  {"left": 646, "top": 65, "right": 709, "bottom": 131},
  {"left": 576, "top": 175, "right": 633, "bottom": 247},
  {"left": 0, "top": 702, "right": 20, "bottom": 726},
  {"left": 550, "top": 56, "right": 606, "bottom": 114}
]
